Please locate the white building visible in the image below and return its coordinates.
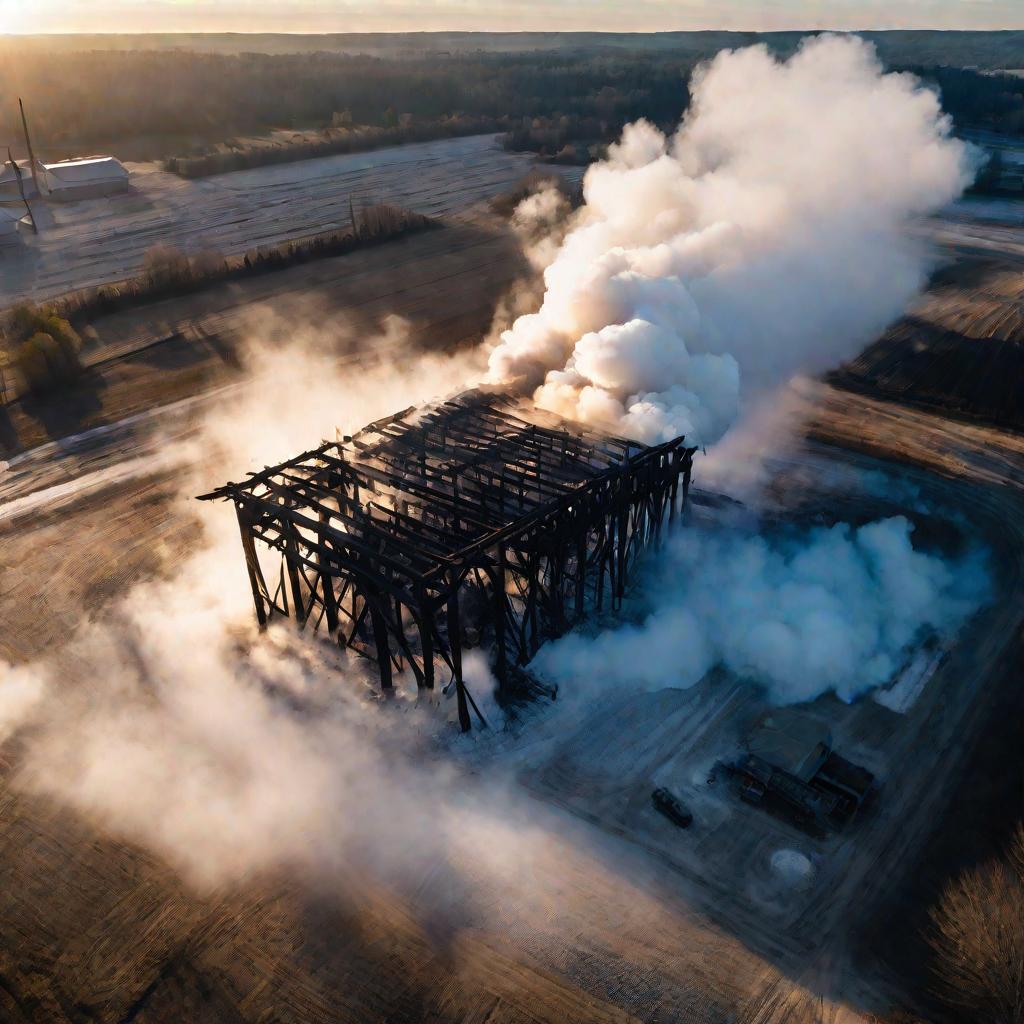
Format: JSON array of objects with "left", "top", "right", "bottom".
[{"left": 41, "top": 156, "right": 130, "bottom": 201}]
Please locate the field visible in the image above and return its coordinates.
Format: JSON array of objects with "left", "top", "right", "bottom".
[
  {"left": 0, "top": 214, "right": 531, "bottom": 454},
  {"left": 0, "top": 134, "right": 574, "bottom": 307},
  {"left": 833, "top": 193, "right": 1024, "bottom": 429},
  {"left": 2, "top": 149, "right": 1024, "bottom": 1022}
]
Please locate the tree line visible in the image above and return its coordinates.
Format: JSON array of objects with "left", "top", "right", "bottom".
[
  {"left": 1, "top": 48, "right": 693, "bottom": 164},
  {"left": 0, "top": 204, "right": 434, "bottom": 399},
  {"left": 3, "top": 47, "right": 1021, "bottom": 174}
]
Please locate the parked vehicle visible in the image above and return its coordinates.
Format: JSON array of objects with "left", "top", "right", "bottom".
[{"left": 652, "top": 787, "right": 693, "bottom": 829}]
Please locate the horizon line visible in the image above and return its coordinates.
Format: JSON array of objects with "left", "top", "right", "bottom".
[{"left": 3, "top": 26, "right": 1024, "bottom": 37}]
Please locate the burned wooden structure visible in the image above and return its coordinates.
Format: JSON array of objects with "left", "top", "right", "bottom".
[{"left": 200, "top": 389, "right": 695, "bottom": 730}]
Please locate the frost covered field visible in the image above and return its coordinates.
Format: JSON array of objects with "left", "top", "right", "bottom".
[{"left": 0, "top": 134, "right": 567, "bottom": 306}]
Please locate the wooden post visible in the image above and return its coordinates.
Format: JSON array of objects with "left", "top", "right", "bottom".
[
  {"left": 235, "top": 505, "right": 268, "bottom": 628},
  {"left": 491, "top": 547, "right": 508, "bottom": 694},
  {"left": 575, "top": 531, "right": 587, "bottom": 619},
  {"left": 418, "top": 591, "right": 435, "bottom": 690},
  {"left": 669, "top": 449, "right": 681, "bottom": 524},
  {"left": 318, "top": 510, "right": 339, "bottom": 633},
  {"left": 447, "top": 582, "right": 471, "bottom": 732},
  {"left": 616, "top": 487, "right": 629, "bottom": 608},
  {"left": 369, "top": 594, "right": 393, "bottom": 690},
  {"left": 281, "top": 520, "right": 306, "bottom": 625}
]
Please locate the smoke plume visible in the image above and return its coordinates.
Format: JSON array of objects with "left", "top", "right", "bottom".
[
  {"left": 534, "top": 517, "right": 989, "bottom": 707},
  {"left": 487, "top": 34, "right": 976, "bottom": 446}
]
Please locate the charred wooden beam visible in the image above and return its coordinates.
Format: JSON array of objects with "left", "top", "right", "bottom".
[{"left": 200, "top": 389, "right": 697, "bottom": 729}]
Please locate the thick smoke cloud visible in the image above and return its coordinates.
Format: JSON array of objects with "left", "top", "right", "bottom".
[
  {"left": 534, "top": 517, "right": 989, "bottom": 706},
  {"left": 487, "top": 35, "right": 976, "bottom": 445}
]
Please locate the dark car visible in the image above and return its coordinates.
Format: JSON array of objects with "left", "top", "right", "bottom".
[{"left": 651, "top": 787, "right": 693, "bottom": 828}]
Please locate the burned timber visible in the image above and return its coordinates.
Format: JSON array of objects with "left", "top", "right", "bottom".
[{"left": 200, "top": 389, "right": 695, "bottom": 729}]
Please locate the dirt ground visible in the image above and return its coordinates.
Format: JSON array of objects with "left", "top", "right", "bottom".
[
  {"left": 0, "top": 215, "right": 527, "bottom": 457},
  {"left": 2, "top": 195, "right": 1024, "bottom": 1021},
  {"left": 830, "top": 195, "right": 1024, "bottom": 431}
]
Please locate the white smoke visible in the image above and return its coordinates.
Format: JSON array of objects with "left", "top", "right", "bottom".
[
  {"left": 534, "top": 516, "right": 989, "bottom": 706},
  {"left": 487, "top": 34, "right": 977, "bottom": 446},
  {"left": 0, "top": 321, "right": 498, "bottom": 891},
  {"left": 0, "top": 662, "right": 45, "bottom": 743}
]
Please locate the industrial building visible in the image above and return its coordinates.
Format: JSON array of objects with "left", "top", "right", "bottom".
[
  {"left": 201, "top": 388, "right": 695, "bottom": 730},
  {"left": 40, "top": 156, "right": 130, "bottom": 201},
  {"left": 725, "top": 708, "right": 876, "bottom": 834}
]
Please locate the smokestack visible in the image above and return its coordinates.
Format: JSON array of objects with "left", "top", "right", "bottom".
[{"left": 18, "top": 98, "right": 42, "bottom": 197}]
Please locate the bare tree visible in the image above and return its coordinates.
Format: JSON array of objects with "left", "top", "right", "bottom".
[{"left": 929, "top": 823, "right": 1024, "bottom": 1024}]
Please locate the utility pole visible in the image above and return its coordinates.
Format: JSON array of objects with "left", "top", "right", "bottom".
[
  {"left": 7, "top": 148, "right": 37, "bottom": 235},
  {"left": 18, "top": 98, "right": 42, "bottom": 197}
]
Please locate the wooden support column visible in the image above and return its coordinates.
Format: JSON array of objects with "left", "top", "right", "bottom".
[
  {"left": 447, "top": 581, "right": 471, "bottom": 732},
  {"left": 491, "top": 547, "right": 508, "bottom": 694},
  {"left": 235, "top": 505, "right": 268, "bottom": 628},
  {"left": 550, "top": 537, "right": 566, "bottom": 633},
  {"left": 616, "top": 486, "right": 629, "bottom": 608},
  {"left": 651, "top": 459, "right": 664, "bottom": 543},
  {"left": 318, "top": 510, "right": 339, "bottom": 634},
  {"left": 669, "top": 449, "right": 681, "bottom": 524},
  {"left": 575, "top": 530, "right": 587, "bottom": 620},
  {"left": 527, "top": 551, "right": 540, "bottom": 656},
  {"left": 606, "top": 515, "right": 616, "bottom": 609},
  {"left": 369, "top": 594, "right": 393, "bottom": 690},
  {"left": 417, "top": 590, "right": 435, "bottom": 690},
  {"left": 279, "top": 509, "right": 306, "bottom": 625}
]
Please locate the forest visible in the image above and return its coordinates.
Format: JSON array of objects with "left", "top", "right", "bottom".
[{"left": 2, "top": 35, "right": 1022, "bottom": 169}]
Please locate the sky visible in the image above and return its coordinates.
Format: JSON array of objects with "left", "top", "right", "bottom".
[{"left": 0, "top": 0, "right": 1021, "bottom": 34}]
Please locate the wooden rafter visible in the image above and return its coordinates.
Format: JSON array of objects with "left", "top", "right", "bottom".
[{"left": 200, "top": 388, "right": 696, "bottom": 730}]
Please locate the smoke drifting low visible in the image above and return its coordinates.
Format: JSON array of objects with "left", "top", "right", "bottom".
[
  {"left": 0, "top": 321, "right": 501, "bottom": 892},
  {"left": 488, "top": 34, "right": 976, "bottom": 446},
  {"left": 535, "top": 517, "right": 990, "bottom": 706}
]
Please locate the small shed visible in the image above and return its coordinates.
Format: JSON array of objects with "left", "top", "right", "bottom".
[{"left": 42, "top": 156, "right": 129, "bottom": 201}]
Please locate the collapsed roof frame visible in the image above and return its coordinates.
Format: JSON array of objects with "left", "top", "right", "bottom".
[{"left": 200, "top": 389, "right": 695, "bottom": 730}]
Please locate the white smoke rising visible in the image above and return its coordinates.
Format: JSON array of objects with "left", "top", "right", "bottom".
[
  {"left": 510, "top": 183, "right": 575, "bottom": 272},
  {"left": 534, "top": 517, "right": 989, "bottom": 706},
  {"left": 487, "top": 35, "right": 976, "bottom": 446}
]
